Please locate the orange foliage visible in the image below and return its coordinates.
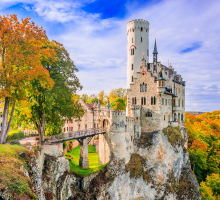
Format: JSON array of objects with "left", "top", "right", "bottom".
[{"left": 0, "top": 14, "right": 56, "bottom": 100}]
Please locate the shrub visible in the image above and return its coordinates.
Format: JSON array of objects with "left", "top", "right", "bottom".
[
  {"left": 63, "top": 141, "right": 67, "bottom": 149},
  {"left": 10, "top": 141, "right": 21, "bottom": 145},
  {"left": 6, "top": 130, "right": 25, "bottom": 141}
]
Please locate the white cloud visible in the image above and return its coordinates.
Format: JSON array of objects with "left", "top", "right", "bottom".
[{"left": 1, "top": 0, "right": 220, "bottom": 111}]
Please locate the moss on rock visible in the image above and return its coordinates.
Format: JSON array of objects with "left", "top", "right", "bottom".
[
  {"left": 125, "top": 153, "right": 145, "bottom": 178},
  {"left": 162, "top": 126, "right": 184, "bottom": 148}
]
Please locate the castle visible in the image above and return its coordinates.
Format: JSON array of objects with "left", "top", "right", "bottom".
[
  {"left": 62, "top": 19, "right": 186, "bottom": 165},
  {"left": 63, "top": 19, "right": 185, "bottom": 134}
]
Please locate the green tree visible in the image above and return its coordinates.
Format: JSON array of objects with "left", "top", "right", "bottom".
[
  {"left": 0, "top": 14, "right": 55, "bottom": 144},
  {"left": 111, "top": 97, "right": 126, "bottom": 111},
  {"left": 14, "top": 40, "right": 84, "bottom": 144}
]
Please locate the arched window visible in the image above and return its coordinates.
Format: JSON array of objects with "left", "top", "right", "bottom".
[
  {"left": 144, "top": 97, "right": 146, "bottom": 105},
  {"left": 141, "top": 37, "right": 142, "bottom": 42},
  {"left": 133, "top": 48, "right": 135, "bottom": 55},
  {"left": 140, "top": 84, "right": 142, "bottom": 92},
  {"left": 181, "top": 113, "right": 183, "bottom": 121},
  {"left": 141, "top": 27, "right": 143, "bottom": 32},
  {"left": 141, "top": 97, "right": 143, "bottom": 105},
  {"left": 164, "top": 115, "right": 166, "bottom": 121},
  {"left": 151, "top": 97, "right": 153, "bottom": 105},
  {"left": 146, "top": 112, "right": 152, "bottom": 117},
  {"left": 154, "top": 96, "right": 156, "bottom": 105},
  {"left": 132, "top": 76, "right": 133, "bottom": 82},
  {"left": 142, "top": 82, "right": 145, "bottom": 92},
  {"left": 132, "top": 98, "right": 134, "bottom": 105},
  {"left": 131, "top": 64, "right": 133, "bottom": 70},
  {"left": 135, "top": 97, "right": 136, "bottom": 105}
]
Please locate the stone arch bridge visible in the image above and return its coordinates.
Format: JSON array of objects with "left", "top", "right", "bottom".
[{"left": 47, "top": 127, "right": 107, "bottom": 169}]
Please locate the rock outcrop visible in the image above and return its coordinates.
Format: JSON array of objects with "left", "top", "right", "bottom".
[{"left": 27, "top": 126, "right": 201, "bottom": 200}]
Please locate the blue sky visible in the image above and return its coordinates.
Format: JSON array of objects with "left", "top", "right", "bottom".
[{"left": 1, "top": 0, "right": 220, "bottom": 112}]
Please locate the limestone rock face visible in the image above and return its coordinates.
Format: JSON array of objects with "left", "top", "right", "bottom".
[
  {"left": 67, "top": 127, "right": 201, "bottom": 200},
  {"left": 29, "top": 127, "right": 201, "bottom": 200},
  {"left": 28, "top": 146, "right": 72, "bottom": 200}
]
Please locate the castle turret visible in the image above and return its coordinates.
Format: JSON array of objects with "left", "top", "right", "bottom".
[
  {"left": 127, "top": 19, "right": 150, "bottom": 89},
  {"left": 153, "top": 38, "right": 158, "bottom": 64},
  {"left": 157, "top": 69, "right": 166, "bottom": 94}
]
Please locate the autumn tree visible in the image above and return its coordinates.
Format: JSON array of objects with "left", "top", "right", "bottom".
[
  {"left": 20, "top": 40, "right": 84, "bottom": 143},
  {"left": 0, "top": 14, "right": 55, "bottom": 144}
]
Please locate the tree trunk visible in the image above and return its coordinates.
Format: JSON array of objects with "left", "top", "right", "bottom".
[
  {"left": 0, "top": 97, "right": 10, "bottom": 144},
  {"left": 3, "top": 101, "right": 16, "bottom": 142},
  {"left": 36, "top": 110, "right": 46, "bottom": 145}
]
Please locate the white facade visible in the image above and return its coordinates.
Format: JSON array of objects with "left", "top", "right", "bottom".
[{"left": 127, "top": 19, "right": 150, "bottom": 89}]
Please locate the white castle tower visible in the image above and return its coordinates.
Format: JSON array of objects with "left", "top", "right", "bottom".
[{"left": 127, "top": 19, "right": 150, "bottom": 89}]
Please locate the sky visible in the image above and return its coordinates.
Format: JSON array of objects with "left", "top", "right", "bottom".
[{"left": 0, "top": 0, "right": 220, "bottom": 112}]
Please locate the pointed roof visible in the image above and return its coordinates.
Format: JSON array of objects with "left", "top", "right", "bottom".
[
  {"left": 157, "top": 70, "right": 166, "bottom": 81},
  {"left": 107, "top": 98, "right": 111, "bottom": 109},
  {"left": 153, "top": 38, "right": 158, "bottom": 54}
]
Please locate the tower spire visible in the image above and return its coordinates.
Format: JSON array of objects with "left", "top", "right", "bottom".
[{"left": 153, "top": 38, "right": 158, "bottom": 63}]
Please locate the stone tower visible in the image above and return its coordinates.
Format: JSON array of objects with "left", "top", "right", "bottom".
[{"left": 127, "top": 19, "right": 150, "bottom": 89}]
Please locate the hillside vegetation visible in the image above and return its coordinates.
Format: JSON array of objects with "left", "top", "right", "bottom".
[
  {"left": 185, "top": 111, "right": 220, "bottom": 200},
  {"left": 0, "top": 144, "right": 36, "bottom": 199}
]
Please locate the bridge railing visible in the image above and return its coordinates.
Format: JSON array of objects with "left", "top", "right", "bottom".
[{"left": 49, "top": 127, "right": 106, "bottom": 141}]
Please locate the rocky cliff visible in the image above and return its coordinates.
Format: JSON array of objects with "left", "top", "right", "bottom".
[{"left": 25, "top": 126, "right": 201, "bottom": 200}]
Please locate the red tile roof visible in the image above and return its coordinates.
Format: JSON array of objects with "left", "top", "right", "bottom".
[{"left": 162, "top": 65, "right": 173, "bottom": 75}]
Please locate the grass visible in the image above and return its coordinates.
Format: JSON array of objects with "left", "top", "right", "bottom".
[
  {"left": 65, "top": 145, "right": 108, "bottom": 177},
  {"left": 0, "top": 144, "right": 37, "bottom": 199}
]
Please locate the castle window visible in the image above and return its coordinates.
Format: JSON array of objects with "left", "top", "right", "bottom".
[
  {"left": 132, "top": 76, "right": 133, "bottom": 82},
  {"left": 140, "top": 84, "right": 143, "bottom": 92},
  {"left": 141, "top": 37, "right": 142, "bottom": 42},
  {"left": 182, "top": 100, "right": 184, "bottom": 107},
  {"left": 154, "top": 65, "right": 156, "bottom": 70},
  {"left": 132, "top": 28, "right": 134, "bottom": 32},
  {"left": 94, "top": 123, "right": 96, "bottom": 128},
  {"left": 178, "top": 99, "right": 180, "bottom": 107},
  {"left": 164, "top": 115, "right": 166, "bottom": 121},
  {"left": 131, "top": 48, "right": 134, "bottom": 55},
  {"left": 147, "top": 63, "right": 150, "bottom": 70},
  {"left": 154, "top": 96, "right": 156, "bottom": 105},
  {"left": 141, "top": 97, "right": 143, "bottom": 105},
  {"left": 151, "top": 97, "right": 153, "bottom": 105},
  {"left": 145, "top": 84, "right": 147, "bottom": 92},
  {"left": 135, "top": 97, "right": 137, "bottom": 105},
  {"left": 133, "top": 48, "right": 134, "bottom": 55},
  {"left": 144, "top": 97, "right": 146, "bottom": 105},
  {"left": 181, "top": 113, "right": 183, "bottom": 121},
  {"left": 132, "top": 64, "right": 133, "bottom": 70},
  {"left": 146, "top": 112, "right": 152, "bottom": 117},
  {"left": 165, "top": 99, "right": 167, "bottom": 105},
  {"left": 162, "top": 98, "right": 164, "bottom": 105},
  {"left": 141, "top": 27, "right": 143, "bottom": 32},
  {"left": 182, "top": 88, "right": 184, "bottom": 95},
  {"left": 132, "top": 38, "right": 133, "bottom": 43}
]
